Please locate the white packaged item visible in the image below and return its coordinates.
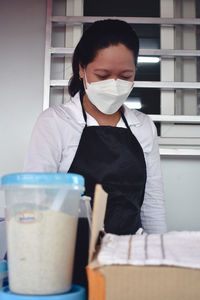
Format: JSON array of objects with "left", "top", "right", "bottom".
[{"left": 98, "top": 231, "right": 200, "bottom": 269}]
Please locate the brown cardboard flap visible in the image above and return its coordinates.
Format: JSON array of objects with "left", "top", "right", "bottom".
[{"left": 88, "top": 184, "right": 108, "bottom": 264}]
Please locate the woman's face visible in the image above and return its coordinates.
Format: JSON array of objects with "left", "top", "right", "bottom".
[{"left": 79, "top": 43, "right": 136, "bottom": 84}]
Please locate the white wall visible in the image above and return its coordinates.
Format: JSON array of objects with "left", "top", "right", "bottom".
[
  {"left": 0, "top": 0, "right": 46, "bottom": 179},
  {"left": 0, "top": 0, "right": 199, "bottom": 231},
  {"left": 161, "top": 157, "right": 200, "bottom": 231},
  {"left": 0, "top": 0, "right": 46, "bottom": 218}
]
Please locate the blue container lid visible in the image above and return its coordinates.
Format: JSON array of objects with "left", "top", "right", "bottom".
[
  {"left": 0, "top": 286, "right": 86, "bottom": 300},
  {"left": 1, "top": 173, "right": 84, "bottom": 187},
  {"left": 0, "top": 261, "right": 7, "bottom": 274}
]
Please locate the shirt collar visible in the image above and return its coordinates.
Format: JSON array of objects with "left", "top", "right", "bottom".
[{"left": 67, "top": 93, "right": 86, "bottom": 125}]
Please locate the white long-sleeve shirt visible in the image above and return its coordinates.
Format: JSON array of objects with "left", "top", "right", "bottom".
[{"left": 24, "top": 93, "right": 167, "bottom": 233}]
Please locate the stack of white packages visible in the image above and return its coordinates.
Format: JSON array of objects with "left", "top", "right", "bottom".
[{"left": 97, "top": 231, "right": 200, "bottom": 269}]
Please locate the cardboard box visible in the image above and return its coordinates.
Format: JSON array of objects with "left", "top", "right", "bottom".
[{"left": 86, "top": 185, "right": 200, "bottom": 300}]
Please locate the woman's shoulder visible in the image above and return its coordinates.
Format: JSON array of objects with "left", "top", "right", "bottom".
[
  {"left": 124, "top": 105, "right": 157, "bottom": 152},
  {"left": 37, "top": 93, "right": 83, "bottom": 124},
  {"left": 124, "top": 105, "right": 155, "bottom": 131}
]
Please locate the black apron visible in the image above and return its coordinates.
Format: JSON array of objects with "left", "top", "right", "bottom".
[{"left": 69, "top": 94, "right": 146, "bottom": 288}]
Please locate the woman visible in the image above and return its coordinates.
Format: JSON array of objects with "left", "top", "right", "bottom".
[{"left": 24, "top": 19, "right": 167, "bottom": 287}]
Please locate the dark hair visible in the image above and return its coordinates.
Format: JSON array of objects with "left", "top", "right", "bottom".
[{"left": 68, "top": 19, "right": 139, "bottom": 97}]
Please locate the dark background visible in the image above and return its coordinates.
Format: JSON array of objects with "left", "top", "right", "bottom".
[{"left": 84, "top": 0, "right": 161, "bottom": 116}]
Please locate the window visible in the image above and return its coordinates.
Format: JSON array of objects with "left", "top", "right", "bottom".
[{"left": 46, "top": 0, "right": 200, "bottom": 155}]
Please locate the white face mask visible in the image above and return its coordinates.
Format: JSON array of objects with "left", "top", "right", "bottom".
[{"left": 84, "top": 71, "right": 134, "bottom": 114}]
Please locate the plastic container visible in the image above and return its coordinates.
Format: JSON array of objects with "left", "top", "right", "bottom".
[
  {"left": 0, "top": 285, "right": 86, "bottom": 300},
  {"left": 0, "top": 219, "right": 6, "bottom": 261},
  {"left": 1, "top": 173, "right": 85, "bottom": 295},
  {"left": 0, "top": 260, "right": 8, "bottom": 288}
]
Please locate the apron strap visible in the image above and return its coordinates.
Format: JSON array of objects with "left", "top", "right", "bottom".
[
  {"left": 79, "top": 91, "right": 87, "bottom": 124},
  {"left": 120, "top": 109, "right": 132, "bottom": 131}
]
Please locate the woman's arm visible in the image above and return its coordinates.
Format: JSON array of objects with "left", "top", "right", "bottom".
[
  {"left": 141, "top": 120, "right": 167, "bottom": 234},
  {"left": 23, "top": 108, "right": 62, "bottom": 172}
]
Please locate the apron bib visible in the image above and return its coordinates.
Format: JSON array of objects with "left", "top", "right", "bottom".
[{"left": 69, "top": 93, "right": 146, "bottom": 287}]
